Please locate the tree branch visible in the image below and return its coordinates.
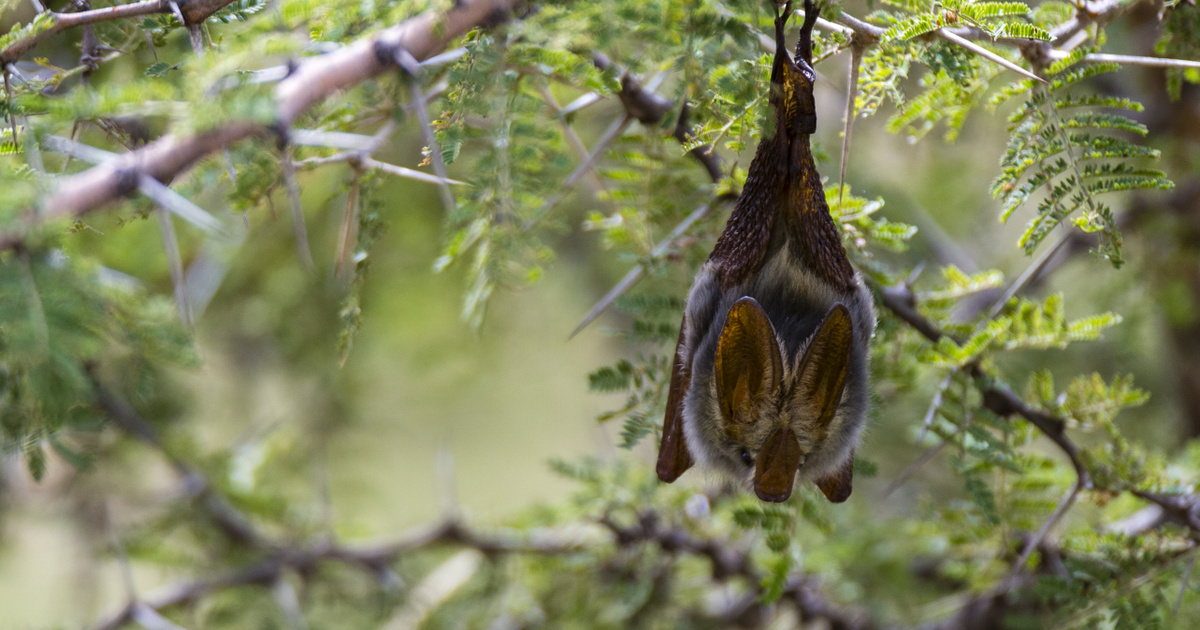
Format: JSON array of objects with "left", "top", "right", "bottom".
[
  {"left": 26, "top": 0, "right": 516, "bottom": 228},
  {"left": 89, "top": 517, "right": 596, "bottom": 630},
  {"left": 89, "top": 369, "right": 271, "bottom": 548},
  {"left": 599, "top": 512, "right": 876, "bottom": 629},
  {"left": 0, "top": 0, "right": 238, "bottom": 65}
]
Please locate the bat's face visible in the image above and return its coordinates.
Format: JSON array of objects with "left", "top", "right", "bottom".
[{"left": 684, "top": 297, "right": 855, "bottom": 502}]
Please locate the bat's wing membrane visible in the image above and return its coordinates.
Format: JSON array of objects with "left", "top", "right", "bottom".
[{"left": 656, "top": 314, "right": 694, "bottom": 482}]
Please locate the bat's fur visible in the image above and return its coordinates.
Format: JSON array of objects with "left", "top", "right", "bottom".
[
  {"left": 680, "top": 248, "right": 874, "bottom": 487},
  {"left": 657, "top": 0, "right": 876, "bottom": 502}
]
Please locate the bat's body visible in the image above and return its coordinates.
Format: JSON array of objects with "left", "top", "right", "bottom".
[{"left": 656, "top": 1, "right": 875, "bottom": 503}]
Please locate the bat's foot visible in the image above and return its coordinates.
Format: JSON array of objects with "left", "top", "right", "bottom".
[{"left": 796, "top": 0, "right": 820, "bottom": 65}]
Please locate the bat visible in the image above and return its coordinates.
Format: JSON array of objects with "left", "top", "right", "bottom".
[{"left": 655, "top": 0, "right": 875, "bottom": 503}]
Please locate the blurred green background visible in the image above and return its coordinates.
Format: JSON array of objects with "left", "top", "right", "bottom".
[{"left": 1, "top": 1, "right": 1195, "bottom": 626}]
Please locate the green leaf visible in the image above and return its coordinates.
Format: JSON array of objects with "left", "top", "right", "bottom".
[
  {"left": 963, "top": 471, "right": 1001, "bottom": 525},
  {"left": 24, "top": 439, "right": 45, "bottom": 481},
  {"left": 759, "top": 554, "right": 792, "bottom": 604},
  {"left": 884, "top": 15, "right": 945, "bottom": 42},
  {"left": 959, "top": 2, "right": 1033, "bottom": 21},
  {"left": 145, "top": 62, "right": 174, "bottom": 78}
]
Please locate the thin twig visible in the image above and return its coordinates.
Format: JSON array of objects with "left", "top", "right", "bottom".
[
  {"left": 1008, "top": 479, "right": 1084, "bottom": 583},
  {"left": 184, "top": 232, "right": 243, "bottom": 318},
  {"left": 1046, "top": 50, "right": 1200, "bottom": 70},
  {"left": 43, "top": 133, "right": 119, "bottom": 164},
  {"left": 365, "top": 157, "right": 467, "bottom": 186},
  {"left": 539, "top": 83, "right": 616, "bottom": 193},
  {"left": 881, "top": 432, "right": 956, "bottom": 499},
  {"left": 1174, "top": 554, "right": 1195, "bottom": 615},
  {"left": 130, "top": 604, "right": 187, "bottom": 630},
  {"left": 917, "top": 371, "right": 956, "bottom": 445},
  {"left": 526, "top": 114, "right": 632, "bottom": 230},
  {"left": 139, "top": 174, "right": 226, "bottom": 236},
  {"left": 435, "top": 443, "right": 459, "bottom": 521},
  {"left": 2, "top": 70, "right": 18, "bottom": 152},
  {"left": 393, "top": 48, "right": 456, "bottom": 213},
  {"left": 380, "top": 549, "right": 483, "bottom": 630},
  {"left": 335, "top": 175, "right": 360, "bottom": 280},
  {"left": 569, "top": 198, "right": 730, "bottom": 338},
  {"left": 272, "top": 575, "right": 309, "bottom": 630},
  {"left": 155, "top": 209, "right": 193, "bottom": 330},
  {"left": 561, "top": 114, "right": 631, "bottom": 191},
  {"left": 16, "top": 252, "right": 50, "bottom": 362},
  {"left": 186, "top": 24, "right": 204, "bottom": 56},
  {"left": 89, "top": 376, "right": 270, "bottom": 547},
  {"left": 281, "top": 146, "right": 315, "bottom": 270},
  {"left": 983, "top": 228, "right": 1073, "bottom": 320},
  {"left": 838, "top": 42, "right": 864, "bottom": 205},
  {"left": 940, "top": 30, "right": 1047, "bottom": 84}
]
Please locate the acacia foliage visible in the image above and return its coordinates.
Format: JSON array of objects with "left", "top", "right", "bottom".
[{"left": 0, "top": 0, "right": 1199, "bottom": 629}]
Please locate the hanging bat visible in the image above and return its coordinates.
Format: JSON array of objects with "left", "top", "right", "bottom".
[{"left": 655, "top": 0, "right": 875, "bottom": 503}]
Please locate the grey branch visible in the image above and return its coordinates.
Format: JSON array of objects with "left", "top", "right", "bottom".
[
  {"left": 0, "top": 0, "right": 238, "bottom": 65},
  {"left": 89, "top": 519, "right": 596, "bottom": 630},
  {"left": 88, "top": 371, "right": 271, "bottom": 548},
  {"left": 24, "top": 0, "right": 517, "bottom": 233}
]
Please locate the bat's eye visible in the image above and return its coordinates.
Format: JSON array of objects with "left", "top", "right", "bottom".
[{"left": 740, "top": 449, "right": 754, "bottom": 467}]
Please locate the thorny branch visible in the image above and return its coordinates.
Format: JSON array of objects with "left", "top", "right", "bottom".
[
  {"left": 91, "top": 376, "right": 876, "bottom": 630},
  {"left": 5, "top": 0, "right": 519, "bottom": 234},
  {"left": 0, "top": 0, "right": 238, "bottom": 65},
  {"left": 89, "top": 370, "right": 268, "bottom": 548},
  {"left": 877, "top": 280, "right": 1200, "bottom": 539},
  {"left": 0, "top": 0, "right": 1191, "bottom": 246},
  {"left": 874, "top": 281, "right": 1200, "bottom": 624},
  {"left": 599, "top": 512, "right": 878, "bottom": 630},
  {"left": 89, "top": 518, "right": 596, "bottom": 630}
]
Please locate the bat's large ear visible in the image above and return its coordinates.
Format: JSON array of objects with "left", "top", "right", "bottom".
[
  {"left": 796, "top": 304, "right": 854, "bottom": 502},
  {"left": 657, "top": 315, "right": 694, "bottom": 483},
  {"left": 795, "top": 303, "right": 853, "bottom": 438},
  {"left": 715, "top": 297, "right": 783, "bottom": 427}
]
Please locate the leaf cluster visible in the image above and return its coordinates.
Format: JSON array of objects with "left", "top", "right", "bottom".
[{"left": 991, "top": 57, "right": 1173, "bottom": 266}]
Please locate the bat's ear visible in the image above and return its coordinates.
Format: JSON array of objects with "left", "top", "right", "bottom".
[
  {"left": 715, "top": 297, "right": 783, "bottom": 426},
  {"left": 795, "top": 303, "right": 853, "bottom": 437},
  {"left": 657, "top": 315, "right": 694, "bottom": 483}
]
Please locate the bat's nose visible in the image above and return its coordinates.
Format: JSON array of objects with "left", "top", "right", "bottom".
[
  {"left": 753, "top": 427, "right": 801, "bottom": 502},
  {"left": 755, "top": 487, "right": 792, "bottom": 502}
]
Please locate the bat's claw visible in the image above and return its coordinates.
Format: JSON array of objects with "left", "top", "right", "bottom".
[
  {"left": 775, "top": 1, "right": 793, "bottom": 41},
  {"left": 797, "top": 0, "right": 820, "bottom": 65},
  {"left": 768, "top": 0, "right": 818, "bottom": 134}
]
